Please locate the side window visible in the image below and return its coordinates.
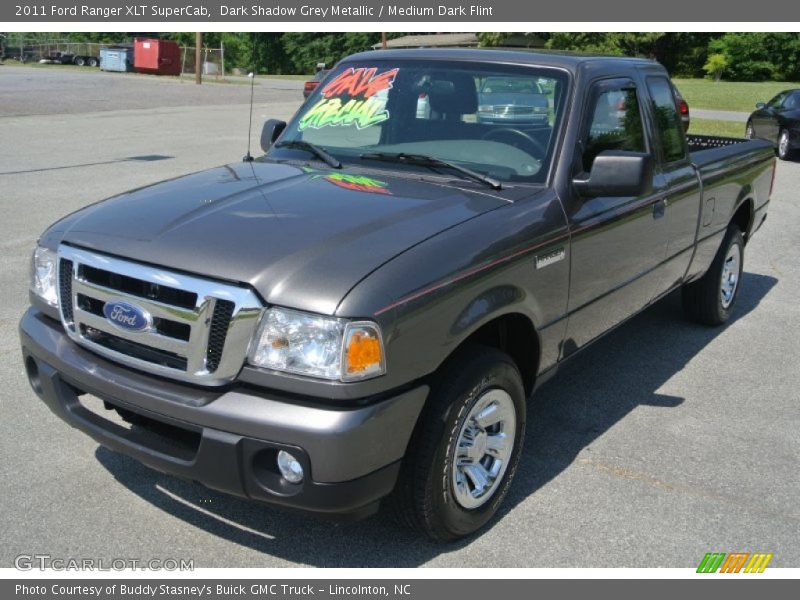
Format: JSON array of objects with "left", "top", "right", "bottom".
[
  {"left": 767, "top": 93, "right": 786, "bottom": 109},
  {"left": 783, "top": 93, "right": 798, "bottom": 110},
  {"left": 583, "top": 84, "right": 645, "bottom": 172},
  {"left": 646, "top": 77, "right": 687, "bottom": 163}
]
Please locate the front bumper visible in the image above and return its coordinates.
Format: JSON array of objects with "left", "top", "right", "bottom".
[{"left": 19, "top": 308, "right": 428, "bottom": 517}]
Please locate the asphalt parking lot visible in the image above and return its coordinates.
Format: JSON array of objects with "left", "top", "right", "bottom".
[{"left": 1, "top": 65, "right": 798, "bottom": 568}]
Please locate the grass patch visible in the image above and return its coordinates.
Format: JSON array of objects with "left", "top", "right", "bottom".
[
  {"left": 673, "top": 78, "right": 800, "bottom": 112},
  {"left": 688, "top": 118, "right": 748, "bottom": 139}
]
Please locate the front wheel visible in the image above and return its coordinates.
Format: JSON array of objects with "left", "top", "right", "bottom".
[
  {"left": 682, "top": 225, "right": 744, "bottom": 325},
  {"left": 778, "top": 129, "right": 794, "bottom": 161},
  {"left": 389, "top": 345, "right": 526, "bottom": 541}
]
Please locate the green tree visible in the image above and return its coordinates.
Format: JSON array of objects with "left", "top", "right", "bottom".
[
  {"left": 708, "top": 33, "right": 800, "bottom": 81},
  {"left": 703, "top": 53, "right": 728, "bottom": 81},
  {"left": 546, "top": 32, "right": 623, "bottom": 55}
]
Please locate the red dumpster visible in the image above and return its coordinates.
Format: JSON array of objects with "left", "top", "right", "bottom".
[{"left": 133, "top": 38, "right": 181, "bottom": 76}]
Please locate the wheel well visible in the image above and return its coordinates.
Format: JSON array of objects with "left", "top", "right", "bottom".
[
  {"left": 456, "top": 313, "right": 539, "bottom": 397},
  {"left": 732, "top": 199, "right": 754, "bottom": 243}
]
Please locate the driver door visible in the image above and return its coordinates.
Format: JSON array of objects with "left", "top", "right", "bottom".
[{"left": 563, "top": 77, "right": 669, "bottom": 353}]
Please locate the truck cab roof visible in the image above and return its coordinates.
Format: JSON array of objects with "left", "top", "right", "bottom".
[{"left": 343, "top": 47, "right": 660, "bottom": 73}]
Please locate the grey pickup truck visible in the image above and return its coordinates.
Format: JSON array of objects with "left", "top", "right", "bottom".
[{"left": 20, "top": 49, "right": 775, "bottom": 541}]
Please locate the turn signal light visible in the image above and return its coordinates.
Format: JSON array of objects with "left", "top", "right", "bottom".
[{"left": 344, "top": 325, "right": 385, "bottom": 380}]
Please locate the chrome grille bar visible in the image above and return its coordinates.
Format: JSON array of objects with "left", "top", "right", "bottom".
[{"left": 57, "top": 245, "right": 263, "bottom": 386}]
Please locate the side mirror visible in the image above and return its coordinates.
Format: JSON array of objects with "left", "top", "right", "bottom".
[
  {"left": 573, "top": 150, "right": 654, "bottom": 197},
  {"left": 756, "top": 102, "right": 766, "bottom": 109},
  {"left": 260, "top": 119, "right": 287, "bottom": 152}
]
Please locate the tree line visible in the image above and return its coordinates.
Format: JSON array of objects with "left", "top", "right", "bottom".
[
  {"left": 481, "top": 33, "right": 800, "bottom": 81},
  {"left": 7, "top": 32, "right": 800, "bottom": 81}
]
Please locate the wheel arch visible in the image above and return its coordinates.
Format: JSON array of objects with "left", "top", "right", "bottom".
[
  {"left": 731, "top": 196, "right": 755, "bottom": 243},
  {"left": 438, "top": 310, "right": 540, "bottom": 398}
]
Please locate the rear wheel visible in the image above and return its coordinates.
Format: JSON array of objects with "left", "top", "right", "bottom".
[
  {"left": 389, "top": 345, "right": 526, "bottom": 541},
  {"left": 74, "top": 56, "right": 85, "bottom": 66},
  {"left": 682, "top": 225, "right": 744, "bottom": 325},
  {"left": 88, "top": 57, "right": 99, "bottom": 67},
  {"left": 778, "top": 129, "right": 793, "bottom": 160}
]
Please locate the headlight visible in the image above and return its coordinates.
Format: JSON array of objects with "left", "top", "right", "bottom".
[
  {"left": 31, "top": 246, "right": 59, "bottom": 307},
  {"left": 248, "top": 307, "right": 386, "bottom": 382}
]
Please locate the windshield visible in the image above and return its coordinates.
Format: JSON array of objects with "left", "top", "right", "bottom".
[{"left": 269, "top": 60, "right": 570, "bottom": 184}]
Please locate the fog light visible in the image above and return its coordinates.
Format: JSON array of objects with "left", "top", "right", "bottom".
[{"left": 277, "top": 450, "right": 304, "bottom": 484}]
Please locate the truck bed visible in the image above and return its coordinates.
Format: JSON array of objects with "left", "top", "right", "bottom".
[{"left": 688, "top": 134, "right": 775, "bottom": 171}]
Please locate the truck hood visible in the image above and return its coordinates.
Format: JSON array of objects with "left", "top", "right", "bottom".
[{"left": 49, "top": 160, "right": 516, "bottom": 314}]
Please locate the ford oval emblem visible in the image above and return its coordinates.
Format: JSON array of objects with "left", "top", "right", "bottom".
[{"left": 102, "top": 301, "right": 152, "bottom": 332}]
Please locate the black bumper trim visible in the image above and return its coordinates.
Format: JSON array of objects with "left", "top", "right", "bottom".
[{"left": 25, "top": 356, "right": 400, "bottom": 516}]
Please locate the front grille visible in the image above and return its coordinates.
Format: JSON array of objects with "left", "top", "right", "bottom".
[
  {"left": 494, "top": 105, "right": 535, "bottom": 115},
  {"left": 76, "top": 294, "right": 191, "bottom": 341},
  {"left": 79, "top": 264, "right": 197, "bottom": 309},
  {"left": 57, "top": 245, "right": 263, "bottom": 386},
  {"left": 206, "top": 299, "right": 235, "bottom": 373},
  {"left": 80, "top": 324, "right": 189, "bottom": 371},
  {"left": 58, "top": 259, "right": 74, "bottom": 326}
]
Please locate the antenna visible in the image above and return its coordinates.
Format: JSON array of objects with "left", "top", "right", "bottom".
[{"left": 243, "top": 35, "right": 257, "bottom": 162}]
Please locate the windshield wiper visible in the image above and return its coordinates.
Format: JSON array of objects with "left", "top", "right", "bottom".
[
  {"left": 359, "top": 152, "right": 502, "bottom": 190},
  {"left": 275, "top": 140, "right": 342, "bottom": 169}
]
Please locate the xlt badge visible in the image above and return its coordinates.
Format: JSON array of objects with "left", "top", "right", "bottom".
[{"left": 535, "top": 247, "right": 566, "bottom": 269}]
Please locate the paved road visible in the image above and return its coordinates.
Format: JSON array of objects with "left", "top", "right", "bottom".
[
  {"left": 692, "top": 108, "right": 750, "bottom": 123},
  {"left": 1, "top": 67, "right": 798, "bottom": 568},
  {"left": 0, "top": 64, "right": 304, "bottom": 117}
]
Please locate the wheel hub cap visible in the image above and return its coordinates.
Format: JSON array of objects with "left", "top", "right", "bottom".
[
  {"left": 720, "top": 242, "right": 741, "bottom": 309},
  {"left": 452, "top": 389, "right": 516, "bottom": 509}
]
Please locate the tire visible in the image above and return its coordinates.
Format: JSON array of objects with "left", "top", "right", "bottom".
[
  {"left": 74, "top": 56, "right": 85, "bottom": 67},
  {"left": 88, "top": 57, "right": 98, "bottom": 67},
  {"left": 682, "top": 225, "right": 745, "bottom": 326},
  {"left": 777, "top": 129, "right": 794, "bottom": 161},
  {"left": 745, "top": 121, "right": 755, "bottom": 140},
  {"left": 389, "top": 344, "right": 526, "bottom": 541}
]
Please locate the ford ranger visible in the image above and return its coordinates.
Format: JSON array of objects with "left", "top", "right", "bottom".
[{"left": 19, "top": 49, "right": 775, "bottom": 541}]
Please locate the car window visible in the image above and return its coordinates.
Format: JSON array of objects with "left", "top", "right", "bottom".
[
  {"left": 782, "top": 92, "right": 799, "bottom": 110},
  {"left": 480, "top": 77, "right": 542, "bottom": 94},
  {"left": 273, "top": 61, "right": 570, "bottom": 183},
  {"left": 646, "top": 76, "right": 687, "bottom": 163},
  {"left": 582, "top": 83, "right": 645, "bottom": 172},
  {"left": 767, "top": 93, "right": 787, "bottom": 109}
]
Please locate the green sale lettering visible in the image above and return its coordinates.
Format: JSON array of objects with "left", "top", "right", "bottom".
[{"left": 299, "top": 67, "right": 399, "bottom": 130}]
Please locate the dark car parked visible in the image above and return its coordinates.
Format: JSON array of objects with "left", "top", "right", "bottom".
[
  {"left": 476, "top": 76, "right": 550, "bottom": 125},
  {"left": 746, "top": 89, "right": 800, "bottom": 160}
]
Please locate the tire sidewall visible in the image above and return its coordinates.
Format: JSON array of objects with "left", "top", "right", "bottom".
[
  {"left": 778, "top": 130, "right": 790, "bottom": 160},
  {"left": 430, "top": 357, "right": 526, "bottom": 538},
  {"left": 717, "top": 229, "right": 745, "bottom": 322}
]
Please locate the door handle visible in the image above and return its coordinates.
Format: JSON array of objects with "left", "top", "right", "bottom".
[{"left": 653, "top": 198, "right": 667, "bottom": 219}]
